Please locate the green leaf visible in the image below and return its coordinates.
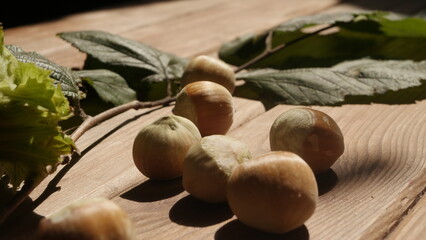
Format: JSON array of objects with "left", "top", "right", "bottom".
[
  {"left": 235, "top": 59, "right": 426, "bottom": 106},
  {"left": 0, "top": 28, "right": 75, "bottom": 189},
  {"left": 219, "top": 11, "right": 426, "bottom": 69},
  {"left": 57, "top": 30, "right": 188, "bottom": 100},
  {"left": 5, "top": 45, "right": 84, "bottom": 107},
  {"left": 75, "top": 69, "right": 137, "bottom": 106}
]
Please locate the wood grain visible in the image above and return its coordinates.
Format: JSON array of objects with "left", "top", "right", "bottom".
[
  {"left": 0, "top": 97, "right": 265, "bottom": 240},
  {"left": 387, "top": 189, "right": 426, "bottom": 240},
  {"left": 3, "top": 0, "right": 231, "bottom": 68},
  {"left": 4, "top": 0, "right": 341, "bottom": 68},
  {"left": 1, "top": 0, "right": 426, "bottom": 239}
]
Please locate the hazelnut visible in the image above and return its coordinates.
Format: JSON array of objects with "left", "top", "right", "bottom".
[
  {"left": 269, "top": 108, "right": 344, "bottom": 173},
  {"left": 226, "top": 151, "right": 318, "bottom": 234},
  {"left": 182, "top": 135, "right": 252, "bottom": 203},
  {"left": 172, "top": 81, "right": 234, "bottom": 136},
  {"left": 181, "top": 55, "right": 236, "bottom": 94},
  {"left": 37, "top": 197, "right": 135, "bottom": 240},
  {"left": 132, "top": 115, "right": 201, "bottom": 180}
]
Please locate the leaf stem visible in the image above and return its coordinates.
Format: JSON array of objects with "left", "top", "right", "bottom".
[{"left": 234, "top": 23, "right": 338, "bottom": 73}]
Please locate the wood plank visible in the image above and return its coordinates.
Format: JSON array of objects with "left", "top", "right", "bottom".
[
  {"left": 96, "top": 100, "right": 425, "bottom": 240},
  {"left": 309, "top": 103, "right": 426, "bottom": 240},
  {"left": 2, "top": 0, "right": 231, "bottom": 68},
  {"left": 121, "top": 0, "right": 341, "bottom": 57},
  {"left": 3, "top": 0, "right": 341, "bottom": 68},
  {"left": 3, "top": 98, "right": 425, "bottom": 239},
  {"left": 387, "top": 190, "right": 426, "bottom": 240},
  {"left": 0, "top": 97, "right": 265, "bottom": 240}
]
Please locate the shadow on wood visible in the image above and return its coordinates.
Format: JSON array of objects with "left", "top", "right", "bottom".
[
  {"left": 0, "top": 196, "right": 43, "bottom": 240},
  {"left": 316, "top": 168, "right": 339, "bottom": 196},
  {"left": 336, "top": 156, "right": 389, "bottom": 184},
  {"left": 169, "top": 195, "right": 233, "bottom": 227},
  {"left": 120, "top": 178, "right": 184, "bottom": 202},
  {"left": 215, "top": 219, "right": 310, "bottom": 240}
]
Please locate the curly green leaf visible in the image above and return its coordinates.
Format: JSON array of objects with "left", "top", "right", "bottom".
[{"left": 0, "top": 28, "right": 75, "bottom": 189}]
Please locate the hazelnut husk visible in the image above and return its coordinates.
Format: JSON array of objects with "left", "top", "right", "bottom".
[
  {"left": 226, "top": 151, "right": 318, "bottom": 234},
  {"left": 181, "top": 55, "right": 236, "bottom": 94},
  {"left": 269, "top": 108, "right": 344, "bottom": 173},
  {"left": 172, "top": 81, "right": 234, "bottom": 136},
  {"left": 37, "top": 197, "right": 136, "bottom": 240},
  {"left": 182, "top": 135, "right": 252, "bottom": 203},
  {"left": 132, "top": 115, "right": 202, "bottom": 180}
]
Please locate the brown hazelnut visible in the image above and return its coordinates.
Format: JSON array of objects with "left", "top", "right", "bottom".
[
  {"left": 181, "top": 55, "right": 236, "bottom": 94},
  {"left": 172, "top": 81, "right": 234, "bottom": 136},
  {"left": 226, "top": 151, "right": 318, "bottom": 234},
  {"left": 269, "top": 108, "right": 344, "bottom": 173}
]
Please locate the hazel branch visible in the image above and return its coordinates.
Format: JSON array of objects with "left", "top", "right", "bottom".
[
  {"left": 234, "top": 24, "right": 338, "bottom": 73},
  {"left": 71, "top": 96, "right": 176, "bottom": 142}
]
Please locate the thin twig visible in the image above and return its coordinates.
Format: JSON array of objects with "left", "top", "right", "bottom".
[
  {"left": 71, "top": 96, "right": 176, "bottom": 142},
  {"left": 234, "top": 24, "right": 338, "bottom": 73}
]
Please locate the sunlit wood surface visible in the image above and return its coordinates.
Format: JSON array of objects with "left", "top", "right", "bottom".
[{"left": 1, "top": 0, "right": 426, "bottom": 239}]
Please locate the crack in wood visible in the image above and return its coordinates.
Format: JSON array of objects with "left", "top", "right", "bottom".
[{"left": 382, "top": 186, "right": 426, "bottom": 239}]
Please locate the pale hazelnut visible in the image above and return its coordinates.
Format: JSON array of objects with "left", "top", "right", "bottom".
[
  {"left": 132, "top": 115, "right": 201, "bottom": 180},
  {"left": 37, "top": 197, "right": 135, "bottom": 240},
  {"left": 182, "top": 135, "right": 251, "bottom": 203}
]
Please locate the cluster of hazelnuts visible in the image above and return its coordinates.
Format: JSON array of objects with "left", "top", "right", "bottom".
[
  {"left": 36, "top": 55, "right": 345, "bottom": 239},
  {"left": 133, "top": 55, "right": 345, "bottom": 234}
]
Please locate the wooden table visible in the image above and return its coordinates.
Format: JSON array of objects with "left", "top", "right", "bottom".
[{"left": 1, "top": 0, "right": 426, "bottom": 239}]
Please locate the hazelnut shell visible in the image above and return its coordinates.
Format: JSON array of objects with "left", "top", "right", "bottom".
[
  {"left": 182, "top": 135, "right": 251, "bottom": 203},
  {"left": 172, "top": 81, "right": 234, "bottom": 136},
  {"left": 132, "top": 115, "right": 201, "bottom": 180},
  {"left": 270, "top": 108, "right": 344, "bottom": 173},
  {"left": 37, "top": 197, "right": 135, "bottom": 240},
  {"left": 226, "top": 151, "right": 318, "bottom": 234},
  {"left": 181, "top": 55, "right": 236, "bottom": 93}
]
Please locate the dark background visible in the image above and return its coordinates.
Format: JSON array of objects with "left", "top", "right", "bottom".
[
  {"left": 1, "top": 0, "right": 425, "bottom": 29},
  {"left": 0, "top": 0, "right": 157, "bottom": 28}
]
